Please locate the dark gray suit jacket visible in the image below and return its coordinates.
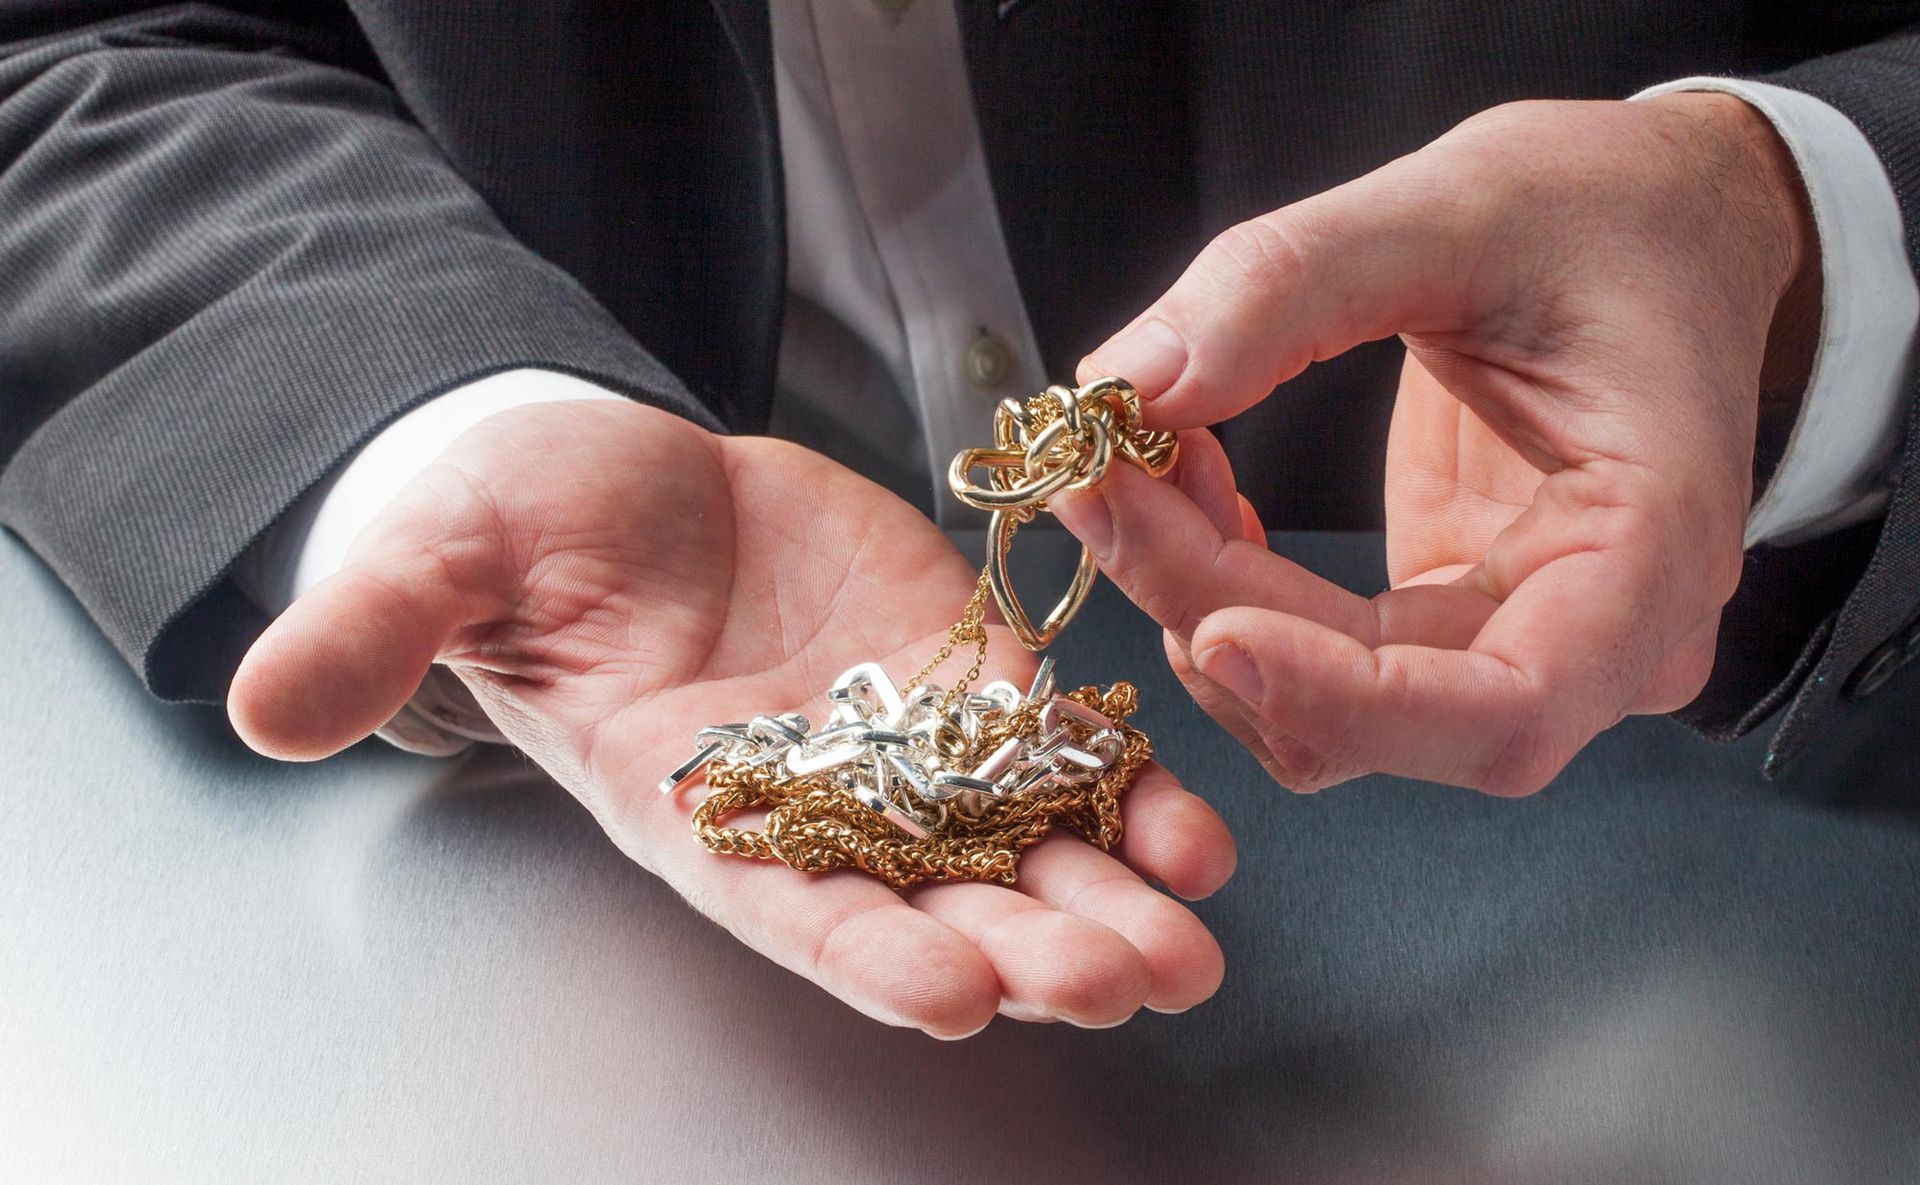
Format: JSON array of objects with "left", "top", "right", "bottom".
[{"left": 2, "top": 1, "right": 1917, "bottom": 793}]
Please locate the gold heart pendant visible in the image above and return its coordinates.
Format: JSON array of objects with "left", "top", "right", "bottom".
[{"left": 988, "top": 507, "right": 1099, "bottom": 651}]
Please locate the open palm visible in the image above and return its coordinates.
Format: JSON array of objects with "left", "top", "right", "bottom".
[{"left": 229, "top": 398, "right": 1234, "bottom": 1035}]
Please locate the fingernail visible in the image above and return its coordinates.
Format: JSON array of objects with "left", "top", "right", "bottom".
[
  {"left": 1091, "top": 317, "right": 1187, "bottom": 400},
  {"left": 1170, "top": 881, "right": 1223, "bottom": 903},
  {"left": 1054, "top": 488, "right": 1115, "bottom": 561},
  {"left": 1197, "top": 642, "right": 1263, "bottom": 705},
  {"left": 1062, "top": 1014, "right": 1132, "bottom": 1030},
  {"left": 1145, "top": 1004, "right": 1192, "bottom": 1015},
  {"left": 928, "top": 1018, "right": 993, "bottom": 1041}
]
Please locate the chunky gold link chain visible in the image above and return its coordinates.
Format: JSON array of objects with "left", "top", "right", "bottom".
[{"left": 948, "top": 378, "right": 1177, "bottom": 650}]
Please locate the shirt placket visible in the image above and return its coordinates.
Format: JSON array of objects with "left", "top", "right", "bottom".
[{"left": 802, "top": 0, "right": 1048, "bottom": 522}]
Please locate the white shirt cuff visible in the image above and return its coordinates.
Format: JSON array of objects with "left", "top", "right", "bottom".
[
  {"left": 1634, "top": 78, "right": 1918, "bottom": 548},
  {"left": 232, "top": 368, "right": 626, "bottom": 754}
]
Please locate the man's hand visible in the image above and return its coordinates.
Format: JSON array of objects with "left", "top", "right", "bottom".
[
  {"left": 227, "top": 399, "right": 1235, "bottom": 1034},
  {"left": 1053, "top": 95, "right": 1819, "bottom": 795}
]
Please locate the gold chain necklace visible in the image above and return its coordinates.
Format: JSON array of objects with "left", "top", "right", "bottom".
[{"left": 659, "top": 377, "right": 1177, "bottom": 889}]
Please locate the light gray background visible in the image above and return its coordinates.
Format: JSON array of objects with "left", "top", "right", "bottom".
[{"left": 3, "top": 529, "right": 1916, "bottom": 1184}]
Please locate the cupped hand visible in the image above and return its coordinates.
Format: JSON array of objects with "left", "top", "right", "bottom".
[
  {"left": 1054, "top": 94, "right": 1819, "bottom": 795},
  {"left": 227, "top": 399, "right": 1234, "bottom": 1034}
]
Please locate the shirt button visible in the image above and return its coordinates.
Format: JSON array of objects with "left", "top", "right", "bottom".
[
  {"left": 1845, "top": 618, "right": 1920, "bottom": 699},
  {"left": 964, "top": 333, "right": 1014, "bottom": 390}
]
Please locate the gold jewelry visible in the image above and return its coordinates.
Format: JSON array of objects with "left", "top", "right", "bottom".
[
  {"left": 950, "top": 377, "right": 1178, "bottom": 649},
  {"left": 659, "top": 378, "right": 1176, "bottom": 889}
]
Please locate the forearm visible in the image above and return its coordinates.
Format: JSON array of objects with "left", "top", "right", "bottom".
[{"left": 0, "top": 5, "right": 716, "bottom": 702}]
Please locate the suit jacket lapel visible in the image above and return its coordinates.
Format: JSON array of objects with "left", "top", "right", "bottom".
[
  {"left": 708, "top": 0, "right": 775, "bottom": 105},
  {"left": 954, "top": 1, "right": 1196, "bottom": 374},
  {"left": 703, "top": 0, "right": 784, "bottom": 430}
]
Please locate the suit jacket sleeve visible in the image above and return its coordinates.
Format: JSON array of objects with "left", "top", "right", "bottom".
[
  {"left": 0, "top": 3, "right": 723, "bottom": 704},
  {"left": 1680, "top": 25, "right": 1920, "bottom": 781}
]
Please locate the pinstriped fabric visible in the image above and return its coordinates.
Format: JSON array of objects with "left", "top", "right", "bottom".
[{"left": 0, "top": 6, "right": 727, "bottom": 701}]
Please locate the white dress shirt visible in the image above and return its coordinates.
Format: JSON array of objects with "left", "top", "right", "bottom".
[
  {"left": 767, "top": 0, "right": 1047, "bottom": 515},
  {"left": 233, "top": 8, "right": 1920, "bottom": 754},
  {"left": 1636, "top": 78, "right": 1919, "bottom": 547}
]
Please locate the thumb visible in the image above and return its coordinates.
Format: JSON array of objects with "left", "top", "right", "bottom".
[
  {"left": 227, "top": 554, "right": 479, "bottom": 761},
  {"left": 1078, "top": 157, "right": 1476, "bottom": 428}
]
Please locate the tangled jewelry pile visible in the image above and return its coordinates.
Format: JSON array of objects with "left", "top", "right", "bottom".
[
  {"left": 660, "top": 658, "right": 1150, "bottom": 888},
  {"left": 659, "top": 377, "right": 1174, "bottom": 887}
]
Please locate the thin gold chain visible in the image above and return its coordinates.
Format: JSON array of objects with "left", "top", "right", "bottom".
[{"left": 906, "top": 551, "right": 1002, "bottom": 711}]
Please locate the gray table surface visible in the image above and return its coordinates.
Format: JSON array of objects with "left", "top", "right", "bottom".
[{"left": 3, "top": 528, "right": 1917, "bottom": 1185}]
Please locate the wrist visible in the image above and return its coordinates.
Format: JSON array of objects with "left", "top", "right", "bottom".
[
  {"left": 1641, "top": 92, "right": 1821, "bottom": 499},
  {"left": 268, "top": 376, "right": 627, "bottom": 614},
  {"left": 1642, "top": 91, "right": 1821, "bottom": 400}
]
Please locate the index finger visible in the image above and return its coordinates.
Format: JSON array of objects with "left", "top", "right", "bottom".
[{"left": 1051, "top": 459, "right": 1372, "bottom": 644}]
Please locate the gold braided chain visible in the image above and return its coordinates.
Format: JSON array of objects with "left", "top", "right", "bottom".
[{"left": 694, "top": 684, "right": 1148, "bottom": 889}]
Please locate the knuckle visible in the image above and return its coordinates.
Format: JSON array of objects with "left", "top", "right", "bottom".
[
  {"left": 1131, "top": 537, "right": 1229, "bottom": 639},
  {"left": 1477, "top": 701, "right": 1571, "bottom": 797},
  {"left": 1130, "top": 906, "right": 1202, "bottom": 985},
  {"left": 806, "top": 900, "right": 874, "bottom": 979},
  {"left": 1443, "top": 98, "right": 1559, "bottom": 144},
  {"left": 1405, "top": 111, "right": 1555, "bottom": 236},
  {"left": 1133, "top": 579, "right": 1198, "bottom": 637},
  {"left": 1204, "top": 215, "right": 1313, "bottom": 292},
  {"left": 1268, "top": 736, "right": 1327, "bottom": 790}
]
